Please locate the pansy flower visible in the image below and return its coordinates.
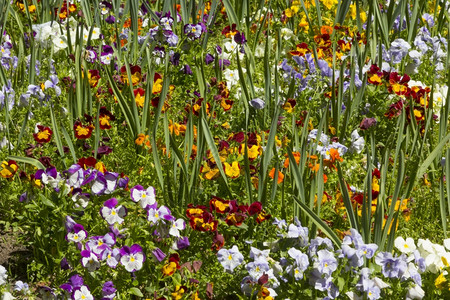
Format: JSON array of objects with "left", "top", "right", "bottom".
[
  {"left": 98, "top": 106, "right": 115, "bottom": 130},
  {"left": 101, "top": 248, "right": 121, "bottom": 268},
  {"left": 217, "top": 245, "right": 244, "bottom": 272},
  {"left": 135, "top": 133, "right": 150, "bottom": 147},
  {"left": 152, "top": 248, "right": 166, "bottom": 262},
  {"left": 120, "top": 244, "right": 145, "bottom": 272},
  {"left": 86, "top": 69, "right": 100, "bottom": 88},
  {"left": 74, "top": 121, "right": 94, "bottom": 139},
  {"left": 134, "top": 88, "right": 146, "bottom": 107},
  {"left": 66, "top": 224, "right": 88, "bottom": 243},
  {"left": 0, "top": 160, "right": 18, "bottom": 179},
  {"left": 221, "top": 24, "right": 239, "bottom": 38},
  {"left": 225, "top": 212, "right": 247, "bottom": 226},
  {"left": 162, "top": 261, "right": 178, "bottom": 276},
  {"left": 44, "top": 74, "right": 61, "bottom": 96},
  {"left": 184, "top": 23, "right": 206, "bottom": 40},
  {"left": 162, "top": 253, "right": 181, "bottom": 276},
  {"left": 81, "top": 249, "right": 100, "bottom": 272},
  {"left": 71, "top": 188, "right": 90, "bottom": 208},
  {"left": 256, "top": 210, "right": 271, "bottom": 224},
  {"left": 147, "top": 205, "right": 175, "bottom": 224},
  {"left": 224, "top": 161, "right": 241, "bottom": 179},
  {"left": 57, "top": 0, "right": 77, "bottom": 20},
  {"left": 169, "top": 219, "right": 186, "bottom": 237},
  {"left": 77, "top": 157, "right": 97, "bottom": 169},
  {"left": 100, "top": 45, "right": 114, "bottom": 65},
  {"left": 86, "top": 233, "right": 116, "bottom": 256},
  {"left": 160, "top": 13, "right": 174, "bottom": 30},
  {"left": 152, "top": 73, "right": 163, "bottom": 94},
  {"left": 33, "top": 125, "right": 53, "bottom": 143},
  {"left": 120, "top": 65, "right": 142, "bottom": 85},
  {"left": 367, "top": 64, "right": 383, "bottom": 86},
  {"left": 171, "top": 285, "right": 188, "bottom": 299},
  {"left": 209, "top": 196, "right": 230, "bottom": 214},
  {"left": 35, "top": 167, "right": 62, "bottom": 190},
  {"left": 102, "top": 281, "right": 116, "bottom": 299},
  {"left": 84, "top": 46, "right": 97, "bottom": 63},
  {"left": 60, "top": 274, "right": 84, "bottom": 294},
  {"left": 101, "top": 198, "right": 127, "bottom": 225},
  {"left": 130, "top": 185, "right": 156, "bottom": 208}
]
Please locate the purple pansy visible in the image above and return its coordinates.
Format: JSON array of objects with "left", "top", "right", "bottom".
[
  {"left": 66, "top": 224, "right": 88, "bottom": 243},
  {"left": 130, "top": 185, "right": 156, "bottom": 208},
  {"left": 81, "top": 250, "right": 100, "bottom": 272},
  {"left": 152, "top": 248, "right": 166, "bottom": 262},
  {"left": 101, "top": 248, "right": 121, "bottom": 268},
  {"left": 184, "top": 23, "right": 206, "bottom": 40},
  {"left": 101, "top": 198, "right": 127, "bottom": 225},
  {"left": 102, "top": 281, "right": 116, "bottom": 299},
  {"left": 147, "top": 205, "right": 174, "bottom": 224},
  {"left": 120, "top": 244, "right": 145, "bottom": 272},
  {"left": 375, "top": 252, "right": 407, "bottom": 278}
]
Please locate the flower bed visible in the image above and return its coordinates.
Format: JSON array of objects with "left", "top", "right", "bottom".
[{"left": 0, "top": 0, "right": 450, "bottom": 299}]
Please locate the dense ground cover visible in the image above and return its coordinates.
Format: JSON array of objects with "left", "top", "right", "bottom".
[{"left": 0, "top": 0, "right": 450, "bottom": 299}]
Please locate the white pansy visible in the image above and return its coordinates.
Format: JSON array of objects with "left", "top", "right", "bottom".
[
  {"left": 223, "top": 69, "right": 239, "bottom": 86},
  {"left": 0, "top": 265, "right": 7, "bottom": 285},
  {"left": 280, "top": 28, "right": 294, "bottom": 40},
  {"left": 350, "top": 130, "right": 365, "bottom": 154},
  {"left": 394, "top": 237, "right": 416, "bottom": 254},
  {"left": 73, "top": 286, "right": 93, "bottom": 300},
  {"left": 2, "top": 292, "right": 15, "bottom": 300},
  {"left": 406, "top": 284, "right": 425, "bottom": 300},
  {"left": 224, "top": 40, "right": 239, "bottom": 53}
]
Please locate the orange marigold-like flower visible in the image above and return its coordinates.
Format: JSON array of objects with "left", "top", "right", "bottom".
[
  {"left": 283, "top": 152, "right": 301, "bottom": 168},
  {"left": 135, "top": 133, "right": 148, "bottom": 146},
  {"left": 320, "top": 25, "right": 333, "bottom": 35},
  {"left": 269, "top": 168, "right": 284, "bottom": 184}
]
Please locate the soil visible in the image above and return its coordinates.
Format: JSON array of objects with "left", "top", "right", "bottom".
[{"left": 0, "top": 229, "right": 30, "bottom": 281}]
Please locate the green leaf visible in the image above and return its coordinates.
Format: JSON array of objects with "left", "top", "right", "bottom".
[
  {"left": 416, "top": 132, "right": 450, "bottom": 178},
  {"left": 201, "top": 117, "right": 232, "bottom": 197},
  {"left": 8, "top": 156, "right": 45, "bottom": 170},
  {"left": 39, "top": 194, "right": 55, "bottom": 208},
  {"left": 222, "top": 0, "right": 239, "bottom": 26},
  {"left": 128, "top": 287, "right": 143, "bottom": 297},
  {"left": 292, "top": 196, "right": 341, "bottom": 247}
]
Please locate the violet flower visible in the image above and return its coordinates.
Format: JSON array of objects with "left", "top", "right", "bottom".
[
  {"left": 101, "top": 198, "right": 127, "bottom": 225},
  {"left": 130, "top": 185, "right": 157, "bottom": 208},
  {"left": 152, "top": 248, "right": 166, "bottom": 262},
  {"left": 120, "top": 244, "right": 145, "bottom": 272},
  {"left": 102, "top": 281, "right": 116, "bottom": 299},
  {"left": 184, "top": 23, "right": 206, "bottom": 40}
]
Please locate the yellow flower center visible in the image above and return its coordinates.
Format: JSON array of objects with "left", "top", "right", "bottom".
[
  {"left": 77, "top": 127, "right": 89, "bottom": 136},
  {"left": 37, "top": 130, "right": 50, "bottom": 140}
]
